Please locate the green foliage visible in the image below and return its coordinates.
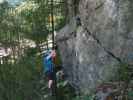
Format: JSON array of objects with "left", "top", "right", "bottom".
[
  {"left": 20, "top": 0, "right": 66, "bottom": 42},
  {"left": 0, "top": 0, "right": 66, "bottom": 44},
  {"left": 128, "top": 90, "right": 133, "bottom": 100},
  {"left": 118, "top": 63, "right": 131, "bottom": 83},
  {"left": 20, "top": 1, "right": 49, "bottom": 42},
  {"left": 0, "top": 48, "right": 42, "bottom": 100},
  {"left": 0, "top": 0, "right": 67, "bottom": 100},
  {"left": 55, "top": 16, "right": 66, "bottom": 31},
  {"left": 57, "top": 80, "right": 76, "bottom": 100}
]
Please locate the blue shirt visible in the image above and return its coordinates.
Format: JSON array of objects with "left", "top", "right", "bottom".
[{"left": 43, "top": 54, "right": 53, "bottom": 73}]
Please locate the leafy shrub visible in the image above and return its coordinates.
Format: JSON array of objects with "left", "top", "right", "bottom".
[
  {"left": 57, "top": 80, "right": 76, "bottom": 100},
  {"left": 118, "top": 63, "right": 131, "bottom": 83},
  {"left": 0, "top": 48, "right": 42, "bottom": 100}
]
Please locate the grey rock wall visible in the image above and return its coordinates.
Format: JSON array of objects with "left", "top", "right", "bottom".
[{"left": 56, "top": 0, "right": 133, "bottom": 93}]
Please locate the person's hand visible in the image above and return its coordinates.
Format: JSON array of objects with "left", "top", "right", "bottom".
[{"left": 51, "top": 50, "right": 56, "bottom": 58}]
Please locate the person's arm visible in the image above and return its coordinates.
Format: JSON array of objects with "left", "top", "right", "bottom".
[
  {"left": 46, "top": 53, "right": 52, "bottom": 60},
  {"left": 46, "top": 50, "right": 56, "bottom": 60}
]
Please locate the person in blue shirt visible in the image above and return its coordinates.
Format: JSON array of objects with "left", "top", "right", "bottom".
[{"left": 43, "top": 50, "right": 56, "bottom": 89}]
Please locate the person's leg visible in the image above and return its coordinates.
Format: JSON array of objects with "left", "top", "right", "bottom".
[
  {"left": 48, "top": 80, "right": 53, "bottom": 89},
  {"left": 46, "top": 71, "right": 53, "bottom": 89},
  {"left": 48, "top": 76, "right": 54, "bottom": 96},
  {"left": 47, "top": 72, "right": 56, "bottom": 96}
]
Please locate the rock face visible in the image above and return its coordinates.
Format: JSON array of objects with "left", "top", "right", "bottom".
[{"left": 56, "top": 0, "right": 133, "bottom": 93}]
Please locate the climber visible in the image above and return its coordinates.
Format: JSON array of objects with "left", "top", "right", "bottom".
[{"left": 43, "top": 49, "right": 56, "bottom": 90}]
